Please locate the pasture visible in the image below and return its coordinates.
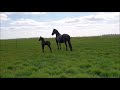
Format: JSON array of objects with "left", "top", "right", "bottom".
[{"left": 0, "top": 36, "right": 120, "bottom": 78}]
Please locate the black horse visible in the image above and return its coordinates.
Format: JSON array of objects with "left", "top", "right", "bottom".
[
  {"left": 52, "top": 29, "right": 72, "bottom": 51},
  {"left": 38, "top": 36, "right": 52, "bottom": 52}
]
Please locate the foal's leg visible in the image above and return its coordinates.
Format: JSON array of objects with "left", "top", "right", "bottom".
[
  {"left": 65, "top": 41, "right": 68, "bottom": 51},
  {"left": 48, "top": 45, "right": 52, "bottom": 53},
  {"left": 47, "top": 43, "right": 52, "bottom": 52},
  {"left": 42, "top": 45, "right": 44, "bottom": 52}
]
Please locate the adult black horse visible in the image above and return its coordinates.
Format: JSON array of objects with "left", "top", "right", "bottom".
[{"left": 52, "top": 29, "right": 72, "bottom": 51}]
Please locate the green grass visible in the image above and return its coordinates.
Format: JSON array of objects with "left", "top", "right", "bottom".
[{"left": 0, "top": 36, "right": 120, "bottom": 78}]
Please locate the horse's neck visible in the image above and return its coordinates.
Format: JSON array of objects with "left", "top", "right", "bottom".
[
  {"left": 56, "top": 32, "right": 61, "bottom": 37},
  {"left": 41, "top": 38, "right": 44, "bottom": 42}
]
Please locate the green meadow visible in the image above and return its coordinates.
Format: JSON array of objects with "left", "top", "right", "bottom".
[{"left": 0, "top": 36, "right": 120, "bottom": 78}]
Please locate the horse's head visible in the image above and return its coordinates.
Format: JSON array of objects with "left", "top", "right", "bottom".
[
  {"left": 38, "top": 36, "right": 42, "bottom": 41},
  {"left": 52, "top": 29, "right": 57, "bottom": 35}
]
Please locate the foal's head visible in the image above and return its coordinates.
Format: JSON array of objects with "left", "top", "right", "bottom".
[
  {"left": 38, "top": 36, "right": 43, "bottom": 41},
  {"left": 52, "top": 29, "right": 58, "bottom": 35}
]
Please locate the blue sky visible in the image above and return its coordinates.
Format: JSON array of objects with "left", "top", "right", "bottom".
[
  {"left": 0, "top": 12, "right": 119, "bottom": 39},
  {"left": 1, "top": 12, "right": 93, "bottom": 25},
  {"left": 8, "top": 12, "right": 92, "bottom": 21}
]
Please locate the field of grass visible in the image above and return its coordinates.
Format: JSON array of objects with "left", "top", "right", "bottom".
[{"left": 0, "top": 36, "right": 120, "bottom": 78}]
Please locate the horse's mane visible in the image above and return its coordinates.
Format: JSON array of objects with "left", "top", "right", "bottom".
[
  {"left": 54, "top": 29, "right": 57, "bottom": 31},
  {"left": 54, "top": 29, "right": 61, "bottom": 35}
]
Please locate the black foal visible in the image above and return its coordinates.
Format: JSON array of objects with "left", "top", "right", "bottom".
[{"left": 38, "top": 36, "right": 52, "bottom": 53}]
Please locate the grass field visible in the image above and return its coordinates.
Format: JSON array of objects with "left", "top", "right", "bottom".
[{"left": 0, "top": 36, "right": 120, "bottom": 78}]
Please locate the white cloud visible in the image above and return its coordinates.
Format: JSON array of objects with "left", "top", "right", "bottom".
[
  {"left": 0, "top": 13, "right": 10, "bottom": 21},
  {"left": 10, "top": 18, "right": 50, "bottom": 30},
  {"left": 10, "top": 18, "right": 40, "bottom": 26},
  {"left": 49, "top": 12, "right": 119, "bottom": 37},
  {"left": 0, "top": 12, "right": 47, "bottom": 22},
  {"left": 1, "top": 12, "right": 119, "bottom": 39},
  {"left": 51, "top": 12, "right": 119, "bottom": 25}
]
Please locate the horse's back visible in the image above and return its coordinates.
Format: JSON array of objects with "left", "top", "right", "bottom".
[
  {"left": 57, "top": 34, "right": 70, "bottom": 43},
  {"left": 62, "top": 34, "right": 70, "bottom": 37},
  {"left": 62, "top": 34, "right": 70, "bottom": 40}
]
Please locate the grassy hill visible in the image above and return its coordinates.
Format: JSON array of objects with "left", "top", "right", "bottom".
[{"left": 0, "top": 36, "right": 120, "bottom": 78}]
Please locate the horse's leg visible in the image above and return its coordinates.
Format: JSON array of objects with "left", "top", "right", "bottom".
[
  {"left": 42, "top": 45, "right": 44, "bottom": 52},
  {"left": 56, "top": 41, "right": 59, "bottom": 50},
  {"left": 59, "top": 43, "right": 61, "bottom": 50},
  {"left": 68, "top": 39, "right": 72, "bottom": 51},
  {"left": 65, "top": 41, "right": 68, "bottom": 51}
]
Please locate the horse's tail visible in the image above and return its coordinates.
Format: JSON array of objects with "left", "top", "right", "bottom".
[{"left": 68, "top": 38, "right": 72, "bottom": 51}]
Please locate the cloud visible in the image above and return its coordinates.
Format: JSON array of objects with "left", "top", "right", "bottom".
[
  {"left": 49, "top": 12, "right": 119, "bottom": 37},
  {"left": 1, "top": 12, "right": 119, "bottom": 39},
  {"left": 0, "top": 13, "right": 10, "bottom": 21},
  {"left": 51, "top": 12, "right": 119, "bottom": 25},
  {"left": 10, "top": 18, "right": 40, "bottom": 26},
  {"left": 10, "top": 18, "right": 48, "bottom": 28},
  {"left": 0, "top": 12, "right": 47, "bottom": 21}
]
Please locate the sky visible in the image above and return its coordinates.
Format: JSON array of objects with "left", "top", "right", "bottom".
[{"left": 0, "top": 12, "right": 120, "bottom": 39}]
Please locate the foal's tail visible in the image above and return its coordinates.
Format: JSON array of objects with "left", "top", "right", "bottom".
[{"left": 68, "top": 38, "right": 72, "bottom": 51}]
